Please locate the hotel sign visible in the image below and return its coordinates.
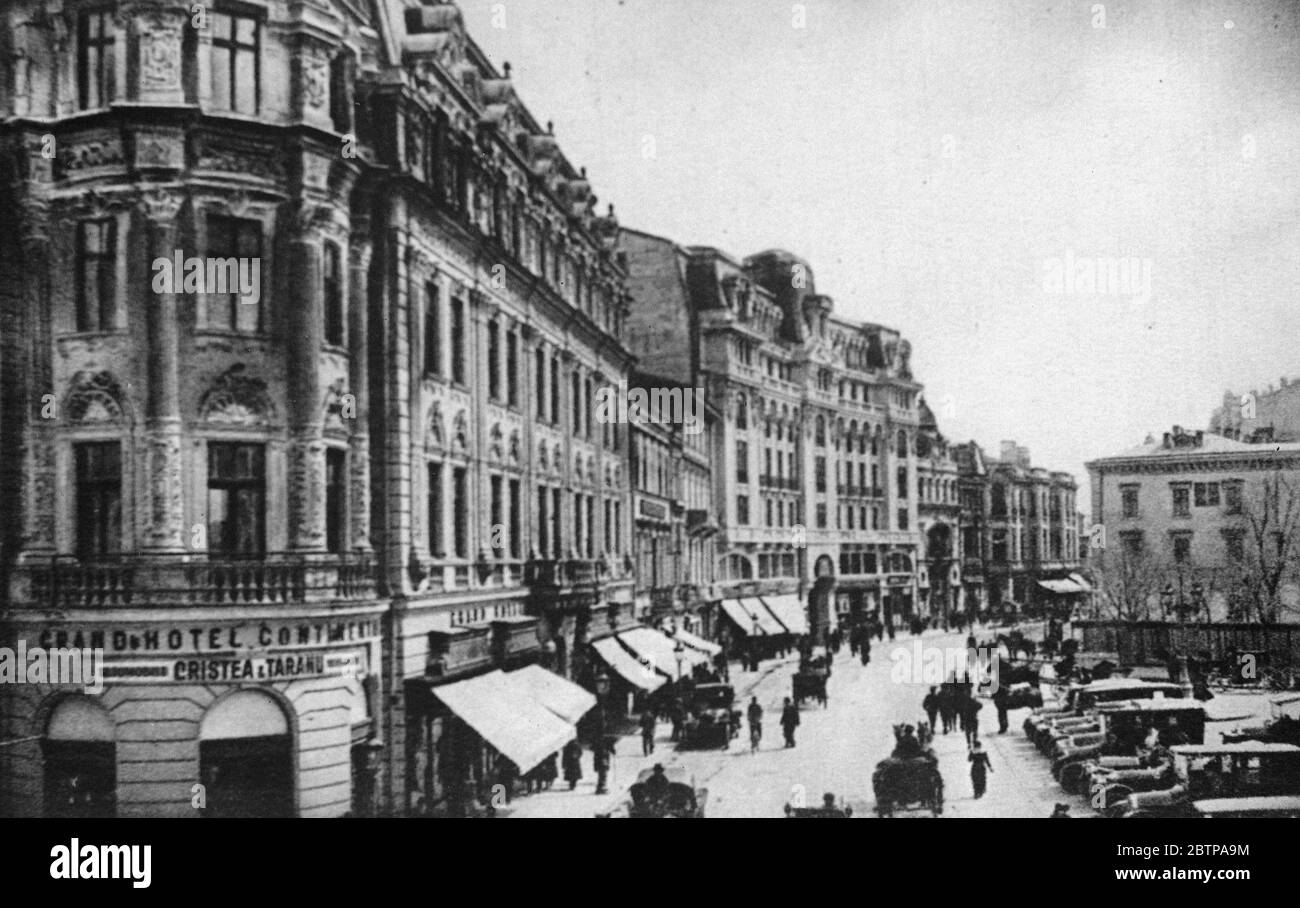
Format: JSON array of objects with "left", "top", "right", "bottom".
[
  {"left": 100, "top": 649, "right": 367, "bottom": 685},
  {"left": 34, "top": 617, "right": 381, "bottom": 656}
]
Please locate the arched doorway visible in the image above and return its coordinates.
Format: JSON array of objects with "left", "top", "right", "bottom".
[
  {"left": 43, "top": 696, "right": 116, "bottom": 818},
  {"left": 199, "top": 690, "right": 293, "bottom": 818}
]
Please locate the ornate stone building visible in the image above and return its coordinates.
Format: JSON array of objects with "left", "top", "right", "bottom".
[
  {"left": 621, "top": 229, "right": 923, "bottom": 646},
  {"left": 0, "top": 0, "right": 635, "bottom": 819},
  {"left": 915, "top": 399, "right": 963, "bottom": 626}
]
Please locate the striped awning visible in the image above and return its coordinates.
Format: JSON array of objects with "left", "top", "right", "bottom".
[{"left": 760, "top": 594, "right": 808, "bottom": 635}]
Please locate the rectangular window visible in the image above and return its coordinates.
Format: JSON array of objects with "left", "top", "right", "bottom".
[
  {"left": 535, "top": 347, "right": 546, "bottom": 416},
  {"left": 571, "top": 370, "right": 582, "bottom": 435},
  {"left": 324, "top": 242, "right": 345, "bottom": 346},
  {"left": 1194, "top": 482, "right": 1221, "bottom": 507},
  {"left": 207, "top": 443, "right": 266, "bottom": 556},
  {"left": 550, "top": 356, "right": 560, "bottom": 424},
  {"left": 765, "top": 499, "right": 773, "bottom": 527},
  {"left": 816, "top": 503, "right": 827, "bottom": 529},
  {"left": 1224, "top": 482, "right": 1243, "bottom": 515},
  {"left": 425, "top": 283, "right": 441, "bottom": 376},
  {"left": 1172, "top": 534, "right": 1192, "bottom": 564},
  {"left": 815, "top": 456, "right": 826, "bottom": 493},
  {"left": 508, "top": 479, "right": 521, "bottom": 559},
  {"left": 1121, "top": 531, "right": 1144, "bottom": 558},
  {"left": 325, "top": 449, "right": 346, "bottom": 554},
  {"left": 1171, "top": 485, "right": 1191, "bottom": 518},
  {"left": 586, "top": 496, "right": 595, "bottom": 558},
  {"left": 537, "top": 486, "right": 549, "bottom": 557},
  {"left": 1223, "top": 530, "right": 1244, "bottom": 562},
  {"left": 487, "top": 320, "right": 501, "bottom": 401},
  {"left": 506, "top": 330, "right": 519, "bottom": 407},
  {"left": 77, "top": 10, "right": 115, "bottom": 110},
  {"left": 897, "top": 467, "right": 909, "bottom": 499},
  {"left": 551, "top": 488, "right": 562, "bottom": 558},
  {"left": 205, "top": 215, "right": 262, "bottom": 332},
  {"left": 74, "top": 442, "right": 121, "bottom": 557},
  {"left": 450, "top": 298, "right": 466, "bottom": 384},
  {"left": 428, "top": 463, "right": 443, "bottom": 557},
  {"left": 77, "top": 219, "right": 117, "bottom": 332},
  {"left": 209, "top": 10, "right": 261, "bottom": 114},
  {"left": 1121, "top": 485, "right": 1139, "bottom": 518},
  {"left": 736, "top": 441, "right": 749, "bottom": 484},
  {"left": 490, "top": 476, "right": 504, "bottom": 557},
  {"left": 737, "top": 495, "right": 749, "bottom": 526},
  {"left": 452, "top": 467, "right": 468, "bottom": 559}
]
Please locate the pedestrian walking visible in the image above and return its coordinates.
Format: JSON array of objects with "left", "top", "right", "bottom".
[
  {"left": 562, "top": 739, "right": 583, "bottom": 791},
  {"left": 747, "top": 696, "right": 763, "bottom": 752},
  {"left": 938, "top": 682, "right": 957, "bottom": 734},
  {"left": 639, "top": 707, "right": 657, "bottom": 756},
  {"left": 992, "top": 685, "right": 1010, "bottom": 734},
  {"left": 669, "top": 698, "right": 684, "bottom": 743},
  {"left": 969, "top": 742, "right": 993, "bottom": 798},
  {"left": 780, "top": 697, "right": 800, "bottom": 748},
  {"left": 593, "top": 736, "right": 615, "bottom": 795},
  {"left": 961, "top": 695, "right": 983, "bottom": 746},
  {"left": 923, "top": 686, "right": 940, "bottom": 733}
]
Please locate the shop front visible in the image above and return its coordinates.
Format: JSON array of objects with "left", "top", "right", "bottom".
[{"left": 0, "top": 611, "right": 384, "bottom": 818}]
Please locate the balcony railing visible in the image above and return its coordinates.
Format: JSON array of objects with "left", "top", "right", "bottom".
[
  {"left": 26, "top": 552, "right": 376, "bottom": 609},
  {"left": 759, "top": 475, "right": 800, "bottom": 491},
  {"left": 523, "top": 557, "right": 605, "bottom": 589}
]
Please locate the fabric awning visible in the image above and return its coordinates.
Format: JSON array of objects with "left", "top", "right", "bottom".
[
  {"left": 617, "top": 626, "right": 711, "bottom": 680},
  {"left": 742, "top": 597, "right": 787, "bottom": 635},
  {"left": 1068, "top": 573, "right": 1093, "bottom": 592},
  {"left": 504, "top": 664, "right": 597, "bottom": 726},
  {"left": 431, "top": 670, "right": 575, "bottom": 774},
  {"left": 591, "top": 636, "right": 666, "bottom": 692},
  {"left": 670, "top": 628, "right": 722, "bottom": 657},
  {"left": 1039, "top": 578, "right": 1083, "bottom": 594},
  {"left": 720, "top": 598, "right": 762, "bottom": 635},
  {"left": 760, "top": 594, "right": 809, "bottom": 635}
]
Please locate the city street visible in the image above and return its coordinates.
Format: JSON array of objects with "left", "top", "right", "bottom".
[{"left": 504, "top": 630, "right": 1094, "bottom": 818}]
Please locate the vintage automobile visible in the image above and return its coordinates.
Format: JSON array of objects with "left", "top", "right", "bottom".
[
  {"left": 1087, "top": 763, "right": 1177, "bottom": 810},
  {"left": 595, "top": 766, "right": 708, "bottom": 818},
  {"left": 872, "top": 755, "right": 943, "bottom": 817},
  {"left": 679, "top": 683, "right": 741, "bottom": 748},
  {"left": 784, "top": 793, "right": 853, "bottom": 818},
  {"left": 1053, "top": 701, "right": 1207, "bottom": 793},
  {"left": 1024, "top": 678, "right": 1187, "bottom": 739},
  {"left": 1220, "top": 693, "right": 1300, "bottom": 746},
  {"left": 1191, "top": 795, "right": 1300, "bottom": 818},
  {"left": 793, "top": 652, "right": 831, "bottom": 708},
  {"left": 1108, "top": 742, "right": 1300, "bottom": 818},
  {"left": 998, "top": 681, "right": 1044, "bottom": 710}
]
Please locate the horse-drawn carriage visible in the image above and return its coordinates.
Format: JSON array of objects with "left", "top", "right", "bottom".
[
  {"left": 596, "top": 766, "right": 708, "bottom": 818},
  {"left": 784, "top": 793, "right": 853, "bottom": 818},
  {"left": 872, "top": 756, "right": 944, "bottom": 817},
  {"left": 793, "top": 650, "right": 831, "bottom": 708}
]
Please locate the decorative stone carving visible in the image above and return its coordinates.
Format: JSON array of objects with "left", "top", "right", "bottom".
[
  {"left": 349, "top": 443, "right": 371, "bottom": 551},
  {"left": 138, "top": 187, "right": 184, "bottom": 223},
  {"left": 134, "top": 133, "right": 182, "bottom": 169},
  {"left": 65, "top": 371, "right": 128, "bottom": 424},
  {"left": 452, "top": 411, "right": 468, "bottom": 453},
  {"left": 139, "top": 14, "right": 182, "bottom": 91},
  {"left": 303, "top": 56, "right": 329, "bottom": 109},
  {"left": 489, "top": 423, "right": 503, "bottom": 461},
  {"left": 289, "top": 441, "right": 326, "bottom": 547},
  {"left": 199, "top": 364, "right": 274, "bottom": 425},
  {"left": 537, "top": 443, "right": 548, "bottom": 471},
  {"left": 58, "top": 137, "right": 124, "bottom": 176},
  {"left": 426, "top": 401, "right": 444, "bottom": 449},
  {"left": 29, "top": 442, "right": 56, "bottom": 548},
  {"left": 324, "top": 379, "right": 352, "bottom": 434},
  {"left": 552, "top": 443, "right": 562, "bottom": 473},
  {"left": 196, "top": 139, "right": 286, "bottom": 180}
]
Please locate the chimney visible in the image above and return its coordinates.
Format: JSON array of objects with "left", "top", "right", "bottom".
[
  {"left": 1163, "top": 432, "right": 1173, "bottom": 448},
  {"left": 1194, "top": 430, "right": 1204, "bottom": 446}
]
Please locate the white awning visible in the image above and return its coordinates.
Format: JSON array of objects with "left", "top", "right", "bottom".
[
  {"left": 431, "top": 670, "right": 575, "bottom": 774},
  {"left": 670, "top": 627, "right": 722, "bottom": 657},
  {"left": 1039, "top": 579, "right": 1083, "bottom": 594},
  {"left": 618, "top": 626, "right": 711, "bottom": 680},
  {"left": 760, "top": 594, "right": 809, "bottom": 635},
  {"left": 504, "top": 664, "right": 597, "bottom": 726},
  {"left": 591, "top": 636, "right": 666, "bottom": 692},
  {"left": 741, "top": 597, "right": 786, "bottom": 636},
  {"left": 1068, "top": 573, "right": 1093, "bottom": 592},
  {"left": 720, "top": 599, "right": 762, "bottom": 635}
]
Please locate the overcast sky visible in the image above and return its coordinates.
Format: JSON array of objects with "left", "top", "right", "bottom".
[{"left": 461, "top": 0, "right": 1300, "bottom": 501}]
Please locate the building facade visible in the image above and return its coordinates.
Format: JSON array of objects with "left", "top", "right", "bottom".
[
  {"left": 621, "top": 229, "right": 923, "bottom": 645},
  {"left": 915, "top": 400, "right": 963, "bottom": 626},
  {"left": 0, "top": 0, "right": 636, "bottom": 819},
  {"left": 1086, "top": 426, "right": 1300, "bottom": 624}
]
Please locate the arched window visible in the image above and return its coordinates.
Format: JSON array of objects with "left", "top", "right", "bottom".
[
  {"left": 43, "top": 696, "right": 116, "bottom": 818},
  {"left": 815, "top": 416, "right": 826, "bottom": 447},
  {"left": 736, "top": 396, "right": 748, "bottom": 430},
  {"left": 200, "top": 691, "right": 293, "bottom": 818},
  {"left": 897, "top": 430, "right": 908, "bottom": 458}
]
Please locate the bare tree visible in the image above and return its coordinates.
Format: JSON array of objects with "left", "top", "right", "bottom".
[
  {"left": 1222, "top": 470, "right": 1300, "bottom": 624},
  {"left": 1089, "top": 541, "right": 1167, "bottom": 622}
]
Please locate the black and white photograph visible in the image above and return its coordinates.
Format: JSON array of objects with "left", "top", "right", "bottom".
[{"left": 0, "top": 0, "right": 1298, "bottom": 886}]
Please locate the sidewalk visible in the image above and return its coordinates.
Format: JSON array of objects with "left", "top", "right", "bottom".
[{"left": 499, "top": 653, "right": 799, "bottom": 818}]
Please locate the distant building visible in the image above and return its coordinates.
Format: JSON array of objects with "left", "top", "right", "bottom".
[{"left": 1209, "top": 376, "right": 1300, "bottom": 443}]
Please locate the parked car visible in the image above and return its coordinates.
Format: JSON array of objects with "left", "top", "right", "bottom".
[
  {"left": 679, "top": 683, "right": 740, "bottom": 748},
  {"left": 1220, "top": 693, "right": 1300, "bottom": 746},
  {"left": 1024, "top": 679, "right": 1187, "bottom": 739},
  {"left": 1108, "top": 743, "right": 1300, "bottom": 817},
  {"left": 595, "top": 765, "right": 708, "bottom": 818},
  {"left": 1054, "top": 701, "right": 1207, "bottom": 793},
  {"left": 1191, "top": 795, "right": 1300, "bottom": 818}
]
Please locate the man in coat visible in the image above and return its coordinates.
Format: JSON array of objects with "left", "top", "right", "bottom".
[
  {"left": 780, "top": 697, "right": 801, "bottom": 747},
  {"left": 639, "top": 708, "right": 657, "bottom": 756},
  {"left": 923, "top": 686, "right": 941, "bottom": 733}
]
